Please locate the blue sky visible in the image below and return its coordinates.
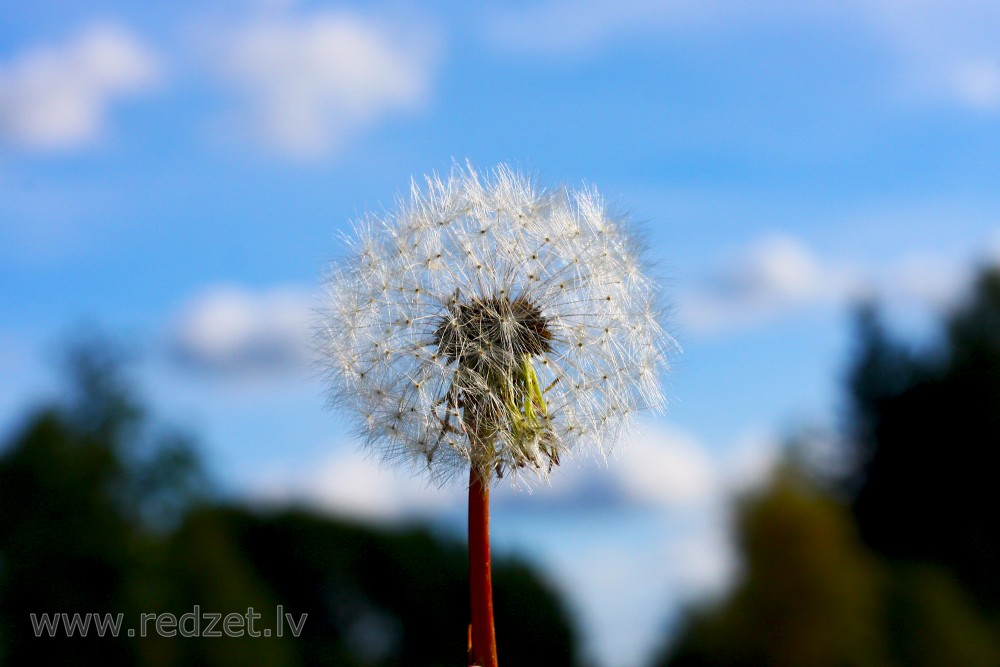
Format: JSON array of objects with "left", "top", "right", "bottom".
[{"left": 3, "top": 1, "right": 1000, "bottom": 665}]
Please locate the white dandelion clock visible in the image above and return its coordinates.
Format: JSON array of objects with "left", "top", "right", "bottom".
[
  {"left": 319, "top": 164, "right": 671, "bottom": 487},
  {"left": 317, "top": 164, "right": 672, "bottom": 667}
]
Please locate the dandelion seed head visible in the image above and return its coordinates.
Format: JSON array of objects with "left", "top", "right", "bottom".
[{"left": 318, "top": 164, "right": 673, "bottom": 486}]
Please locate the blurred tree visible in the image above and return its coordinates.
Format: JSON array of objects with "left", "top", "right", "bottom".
[
  {"left": 0, "top": 335, "right": 204, "bottom": 666},
  {"left": 884, "top": 564, "right": 998, "bottom": 667},
  {"left": 846, "top": 269, "right": 1000, "bottom": 612},
  {"left": 653, "top": 467, "right": 891, "bottom": 667},
  {"left": 219, "top": 506, "right": 580, "bottom": 667},
  {"left": 0, "top": 335, "right": 580, "bottom": 666},
  {"left": 654, "top": 266, "right": 1000, "bottom": 667}
]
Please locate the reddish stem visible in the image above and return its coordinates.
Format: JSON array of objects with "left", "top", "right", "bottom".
[{"left": 468, "top": 467, "right": 498, "bottom": 667}]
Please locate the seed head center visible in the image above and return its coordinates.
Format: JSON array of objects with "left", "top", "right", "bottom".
[{"left": 434, "top": 295, "right": 553, "bottom": 371}]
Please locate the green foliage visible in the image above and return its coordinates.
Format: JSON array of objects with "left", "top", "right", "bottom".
[
  {"left": 216, "top": 506, "right": 579, "bottom": 667},
  {"left": 656, "top": 266, "right": 1000, "bottom": 667},
  {"left": 656, "top": 467, "right": 890, "bottom": 667},
  {"left": 885, "top": 564, "right": 999, "bottom": 667},
  {"left": 0, "top": 336, "right": 579, "bottom": 666},
  {"left": 847, "top": 269, "right": 1000, "bottom": 611},
  {"left": 0, "top": 336, "right": 199, "bottom": 666}
]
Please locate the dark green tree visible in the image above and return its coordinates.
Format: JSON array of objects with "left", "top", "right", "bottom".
[
  {"left": 0, "top": 335, "right": 580, "bottom": 666},
  {"left": 846, "top": 269, "right": 1000, "bottom": 612},
  {"left": 215, "top": 506, "right": 580, "bottom": 667},
  {"left": 654, "top": 467, "right": 891, "bottom": 667},
  {"left": 654, "top": 266, "right": 1000, "bottom": 667},
  {"left": 0, "top": 335, "right": 204, "bottom": 665}
]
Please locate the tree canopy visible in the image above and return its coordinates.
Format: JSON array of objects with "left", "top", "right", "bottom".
[
  {"left": 0, "top": 335, "right": 580, "bottom": 666},
  {"left": 654, "top": 267, "right": 1000, "bottom": 667}
]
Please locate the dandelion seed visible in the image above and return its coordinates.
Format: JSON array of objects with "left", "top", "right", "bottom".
[
  {"left": 319, "top": 163, "right": 670, "bottom": 485},
  {"left": 317, "top": 163, "right": 673, "bottom": 667}
]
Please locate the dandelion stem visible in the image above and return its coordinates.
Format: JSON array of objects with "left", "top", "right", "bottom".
[{"left": 468, "top": 465, "right": 498, "bottom": 667}]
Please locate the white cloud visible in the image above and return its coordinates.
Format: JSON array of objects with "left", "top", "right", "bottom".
[
  {"left": 679, "top": 235, "right": 859, "bottom": 335},
  {"left": 250, "top": 418, "right": 778, "bottom": 521},
  {"left": 0, "top": 23, "right": 161, "bottom": 150},
  {"left": 610, "top": 423, "right": 717, "bottom": 507},
  {"left": 168, "top": 285, "right": 316, "bottom": 377},
  {"left": 485, "top": 423, "right": 723, "bottom": 512},
  {"left": 876, "top": 253, "right": 970, "bottom": 308},
  {"left": 209, "top": 10, "right": 438, "bottom": 159},
  {"left": 257, "top": 447, "right": 462, "bottom": 521},
  {"left": 677, "top": 231, "right": 991, "bottom": 336},
  {"left": 949, "top": 60, "right": 1000, "bottom": 110}
]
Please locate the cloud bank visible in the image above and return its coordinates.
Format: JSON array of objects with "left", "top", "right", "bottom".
[
  {"left": 208, "top": 10, "right": 438, "bottom": 158},
  {"left": 165, "top": 229, "right": 988, "bottom": 381},
  {"left": 679, "top": 235, "right": 859, "bottom": 335},
  {"left": 678, "top": 232, "right": 987, "bottom": 336},
  {"left": 252, "top": 420, "right": 776, "bottom": 522},
  {"left": 167, "top": 285, "right": 316, "bottom": 377},
  {"left": 0, "top": 23, "right": 161, "bottom": 150}
]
